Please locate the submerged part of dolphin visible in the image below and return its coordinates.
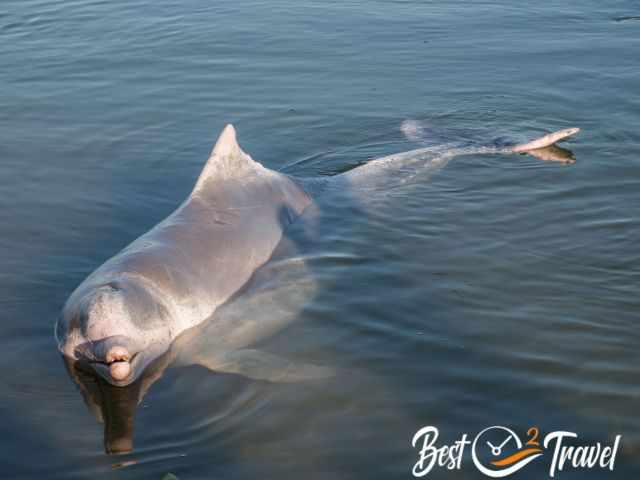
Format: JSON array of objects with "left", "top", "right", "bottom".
[{"left": 57, "top": 122, "right": 580, "bottom": 389}]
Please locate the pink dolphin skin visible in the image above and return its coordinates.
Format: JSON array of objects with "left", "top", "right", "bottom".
[
  {"left": 511, "top": 127, "right": 580, "bottom": 153},
  {"left": 57, "top": 123, "right": 580, "bottom": 387}
]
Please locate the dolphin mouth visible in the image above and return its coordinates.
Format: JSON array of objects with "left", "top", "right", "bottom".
[
  {"left": 72, "top": 336, "right": 144, "bottom": 386},
  {"left": 89, "top": 352, "right": 140, "bottom": 385},
  {"left": 89, "top": 351, "right": 138, "bottom": 368}
]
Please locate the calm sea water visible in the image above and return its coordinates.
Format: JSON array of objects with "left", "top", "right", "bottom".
[{"left": 1, "top": 1, "right": 639, "bottom": 478}]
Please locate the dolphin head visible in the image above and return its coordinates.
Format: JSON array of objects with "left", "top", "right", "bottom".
[{"left": 57, "top": 278, "right": 173, "bottom": 387}]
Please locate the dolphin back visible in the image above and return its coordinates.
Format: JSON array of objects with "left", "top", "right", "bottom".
[{"left": 63, "top": 124, "right": 313, "bottom": 352}]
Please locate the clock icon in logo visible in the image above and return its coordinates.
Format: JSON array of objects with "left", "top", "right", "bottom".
[
  {"left": 472, "top": 426, "right": 543, "bottom": 478},
  {"left": 487, "top": 431, "right": 517, "bottom": 457}
]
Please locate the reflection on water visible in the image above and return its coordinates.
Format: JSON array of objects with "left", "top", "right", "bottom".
[
  {"left": 67, "top": 360, "right": 138, "bottom": 455},
  {"left": 1, "top": 0, "right": 640, "bottom": 478},
  {"left": 524, "top": 144, "right": 576, "bottom": 164},
  {"left": 63, "top": 348, "right": 172, "bottom": 455}
]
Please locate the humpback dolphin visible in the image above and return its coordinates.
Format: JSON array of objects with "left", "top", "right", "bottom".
[{"left": 57, "top": 123, "right": 580, "bottom": 392}]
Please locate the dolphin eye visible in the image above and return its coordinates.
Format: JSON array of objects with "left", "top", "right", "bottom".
[{"left": 102, "top": 281, "right": 120, "bottom": 291}]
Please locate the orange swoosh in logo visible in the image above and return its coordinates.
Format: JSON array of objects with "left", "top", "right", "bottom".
[{"left": 491, "top": 447, "right": 543, "bottom": 467}]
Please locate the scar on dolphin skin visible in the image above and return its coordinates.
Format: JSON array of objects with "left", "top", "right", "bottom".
[{"left": 57, "top": 121, "right": 580, "bottom": 454}]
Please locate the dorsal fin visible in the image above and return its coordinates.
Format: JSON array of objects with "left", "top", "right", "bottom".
[
  {"left": 193, "top": 124, "right": 265, "bottom": 192},
  {"left": 211, "top": 123, "right": 241, "bottom": 158}
]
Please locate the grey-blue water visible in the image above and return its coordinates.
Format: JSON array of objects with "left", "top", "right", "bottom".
[{"left": 1, "top": 1, "right": 639, "bottom": 478}]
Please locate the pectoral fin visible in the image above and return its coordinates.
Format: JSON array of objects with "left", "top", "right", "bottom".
[{"left": 194, "top": 349, "right": 334, "bottom": 383}]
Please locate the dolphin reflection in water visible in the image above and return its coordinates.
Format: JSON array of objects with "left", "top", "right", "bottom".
[{"left": 57, "top": 123, "right": 580, "bottom": 453}]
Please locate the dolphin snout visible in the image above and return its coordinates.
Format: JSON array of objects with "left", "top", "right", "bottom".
[
  {"left": 105, "top": 345, "right": 132, "bottom": 381},
  {"left": 76, "top": 335, "right": 141, "bottom": 385}
]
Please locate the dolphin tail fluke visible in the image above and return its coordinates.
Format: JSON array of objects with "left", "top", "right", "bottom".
[
  {"left": 510, "top": 127, "right": 580, "bottom": 153},
  {"left": 345, "top": 124, "right": 581, "bottom": 189}
]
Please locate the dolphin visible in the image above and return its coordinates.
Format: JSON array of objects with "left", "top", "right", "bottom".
[{"left": 57, "top": 123, "right": 580, "bottom": 390}]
